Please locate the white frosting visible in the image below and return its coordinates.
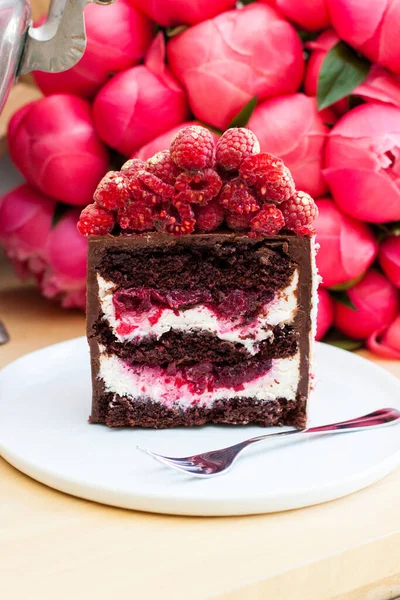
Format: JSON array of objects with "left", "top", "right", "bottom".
[
  {"left": 97, "top": 271, "right": 299, "bottom": 354},
  {"left": 98, "top": 350, "right": 301, "bottom": 409}
]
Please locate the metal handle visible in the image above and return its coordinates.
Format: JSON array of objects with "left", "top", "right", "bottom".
[
  {"left": 19, "top": 0, "right": 115, "bottom": 75},
  {"left": 305, "top": 408, "right": 399, "bottom": 433},
  {"left": 246, "top": 408, "right": 400, "bottom": 448}
]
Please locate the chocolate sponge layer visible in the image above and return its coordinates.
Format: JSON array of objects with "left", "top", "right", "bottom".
[
  {"left": 92, "top": 320, "right": 298, "bottom": 366},
  {"left": 94, "top": 233, "right": 296, "bottom": 291},
  {"left": 91, "top": 392, "right": 307, "bottom": 429}
]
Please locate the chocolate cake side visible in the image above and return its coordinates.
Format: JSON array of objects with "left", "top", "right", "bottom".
[{"left": 87, "top": 232, "right": 315, "bottom": 429}]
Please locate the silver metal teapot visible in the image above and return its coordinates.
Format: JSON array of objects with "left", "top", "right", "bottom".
[{"left": 0, "top": 0, "right": 115, "bottom": 112}]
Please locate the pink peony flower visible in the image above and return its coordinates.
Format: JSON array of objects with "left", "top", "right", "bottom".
[
  {"left": 316, "top": 287, "right": 334, "bottom": 341},
  {"left": 367, "top": 315, "right": 400, "bottom": 359},
  {"left": 8, "top": 95, "right": 109, "bottom": 206},
  {"left": 167, "top": 4, "right": 304, "bottom": 130},
  {"left": 272, "top": 0, "right": 330, "bottom": 31},
  {"left": 129, "top": 0, "right": 236, "bottom": 27},
  {"left": 248, "top": 94, "right": 328, "bottom": 198},
  {"left": 305, "top": 30, "right": 400, "bottom": 111},
  {"left": 327, "top": 0, "right": 400, "bottom": 75},
  {"left": 43, "top": 210, "right": 87, "bottom": 309},
  {"left": 34, "top": 1, "right": 154, "bottom": 99},
  {"left": 324, "top": 103, "right": 400, "bottom": 223},
  {"left": 315, "top": 198, "right": 378, "bottom": 288},
  {"left": 0, "top": 184, "right": 54, "bottom": 278},
  {"left": 94, "top": 34, "right": 189, "bottom": 156},
  {"left": 134, "top": 121, "right": 220, "bottom": 160},
  {"left": 379, "top": 235, "right": 400, "bottom": 288},
  {"left": 0, "top": 185, "right": 87, "bottom": 309},
  {"left": 334, "top": 270, "right": 399, "bottom": 340}
]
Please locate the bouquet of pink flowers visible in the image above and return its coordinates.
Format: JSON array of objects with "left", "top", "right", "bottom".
[{"left": 2, "top": 0, "right": 400, "bottom": 357}]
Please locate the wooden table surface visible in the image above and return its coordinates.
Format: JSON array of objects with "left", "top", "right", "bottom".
[{"left": 1, "top": 280, "right": 400, "bottom": 600}]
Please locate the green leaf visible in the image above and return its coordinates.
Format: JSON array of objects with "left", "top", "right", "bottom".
[
  {"left": 52, "top": 202, "right": 70, "bottom": 228},
  {"left": 371, "top": 221, "right": 400, "bottom": 241},
  {"left": 297, "top": 30, "right": 320, "bottom": 44},
  {"left": 228, "top": 96, "right": 257, "bottom": 129},
  {"left": 198, "top": 121, "right": 223, "bottom": 137},
  {"left": 387, "top": 221, "right": 400, "bottom": 236},
  {"left": 317, "top": 41, "right": 371, "bottom": 110},
  {"left": 329, "top": 274, "right": 364, "bottom": 291},
  {"left": 323, "top": 329, "right": 363, "bottom": 352},
  {"left": 371, "top": 223, "right": 391, "bottom": 242},
  {"left": 330, "top": 290, "right": 357, "bottom": 311},
  {"left": 165, "top": 25, "right": 188, "bottom": 38}
]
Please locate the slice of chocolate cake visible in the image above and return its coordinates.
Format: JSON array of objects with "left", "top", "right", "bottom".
[
  {"left": 87, "top": 232, "right": 317, "bottom": 428},
  {"left": 78, "top": 125, "right": 319, "bottom": 429}
]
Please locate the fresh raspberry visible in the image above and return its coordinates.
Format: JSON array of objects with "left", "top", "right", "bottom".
[
  {"left": 121, "top": 158, "right": 146, "bottom": 174},
  {"left": 219, "top": 179, "right": 259, "bottom": 214},
  {"left": 77, "top": 204, "right": 115, "bottom": 236},
  {"left": 170, "top": 125, "right": 215, "bottom": 170},
  {"left": 280, "top": 191, "right": 318, "bottom": 234},
  {"left": 194, "top": 200, "right": 225, "bottom": 233},
  {"left": 156, "top": 200, "right": 196, "bottom": 236},
  {"left": 117, "top": 202, "right": 154, "bottom": 232},
  {"left": 250, "top": 204, "right": 285, "bottom": 237},
  {"left": 146, "top": 150, "right": 181, "bottom": 185},
  {"left": 93, "top": 171, "right": 130, "bottom": 211},
  {"left": 175, "top": 168, "right": 222, "bottom": 205},
  {"left": 296, "top": 224, "right": 316, "bottom": 237},
  {"left": 239, "top": 153, "right": 295, "bottom": 202},
  {"left": 225, "top": 211, "right": 253, "bottom": 231},
  {"left": 137, "top": 170, "right": 175, "bottom": 199},
  {"left": 216, "top": 128, "right": 260, "bottom": 171}
]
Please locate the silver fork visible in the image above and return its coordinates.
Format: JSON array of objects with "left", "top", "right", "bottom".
[{"left": 138, "top": 408, "right": 400, "bottom": 478}]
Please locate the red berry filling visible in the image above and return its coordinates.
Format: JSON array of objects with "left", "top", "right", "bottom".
[{"left": 113, "top": 287, "right": 274, "bottom": 323}]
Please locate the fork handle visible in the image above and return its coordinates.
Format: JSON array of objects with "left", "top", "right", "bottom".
[{"left": 246, "top": 408, "right": 399, "bottom": 448}]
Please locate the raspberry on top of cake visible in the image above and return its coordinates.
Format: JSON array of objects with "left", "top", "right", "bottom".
[
  {"left": 78, "top": 126, "right": 319, "bottom": 429},
  {"left": 77, "top": 125, "right": 318, "bottom": 239}
]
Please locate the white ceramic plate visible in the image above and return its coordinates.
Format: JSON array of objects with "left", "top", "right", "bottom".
[{"left": 0, "top": 337, "right": 399, "bottom": 516}]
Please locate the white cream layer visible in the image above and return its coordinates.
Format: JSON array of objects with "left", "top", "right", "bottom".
[
  {"left": 98, "top": 350, "right": 301, "bottom": 409},
  {"left": 97, "top": 271, "right": 299, "bottom": 354}
]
